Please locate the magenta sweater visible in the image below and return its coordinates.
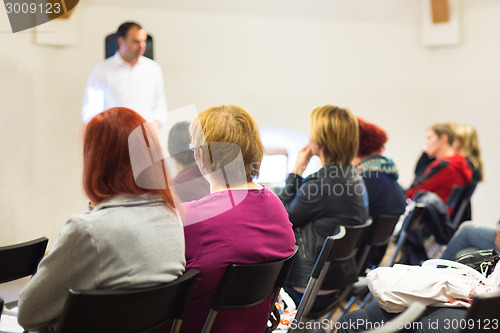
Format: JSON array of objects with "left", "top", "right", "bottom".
[{"left": 179, "top": 187, "right": 296, "bottom": 333}]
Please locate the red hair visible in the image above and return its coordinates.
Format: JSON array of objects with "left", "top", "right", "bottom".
[
  {"left": 83, "top": 107, "right": 175, "bottom": 210},
  {"left": 357, "top": 117, "right": 388, "bottom": 157}
]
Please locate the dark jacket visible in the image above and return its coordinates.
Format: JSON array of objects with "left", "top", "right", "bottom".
[
  {"left": 279, "top": 163, "right": 369, "bottom": 289},
  {"left": 355, "top": 155, "right": 407, "bottom": 270}
]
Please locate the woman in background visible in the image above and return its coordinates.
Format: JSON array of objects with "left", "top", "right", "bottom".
[
  {"left": 353, "top": 117, "right": 406, "bottom": 272},
  {"left": 178, "top": 105, "right": 296, "bottom": 333},
  {"left": 450, "top": 123, "right": 483, "bottom": 182},
  {"left": 280, "top": 105, "right": 369, "bottom": 311},
  {"left": 18, "top": 108, "right": 185, "bottom": 332},
  {"left": 406, "top": 123, "right": 472, "bottom": 204},
  {"left": 167, "top": 121, "right": 210, "bottom": 202}
]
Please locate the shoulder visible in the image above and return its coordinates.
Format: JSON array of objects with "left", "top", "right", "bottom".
[
  {"left": 139, "top": 56, "right": 162, "bottom": 70},
  {"left": 93, "top": 56, "right": 118, "bottom": 71}
]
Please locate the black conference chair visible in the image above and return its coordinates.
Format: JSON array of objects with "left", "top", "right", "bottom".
[
  {"left": 461, "top": 289, "right": 500, "bottom": 332},
  {"left": 200, "top": 247, "right": 298, "bottom": 333},
  {"left": 0, "top": 237, "right": 48, "bottom": 284},
  {"left": 0, "top": 296, "right": 4, "bottom": 320},
  {"left": 356, "top": 214, "right": 401, "bottom": 275},
  {"left": 387, "top": 205, "right": 427, "bottom": 267},
  {"left": 56, "top": 269, "right": 199, "bottom": 333},
  {"left": 448, "top": 181, "right": 478, "bottom": 231},
  {"left": 290, "top": 219, "right": 373, "bottom": 332},
  {"left": 351, "top": 206, "right": 428, "bottom": 310},
  {"left": 342, "top": 215, "right": 401, "bottom": 313}
]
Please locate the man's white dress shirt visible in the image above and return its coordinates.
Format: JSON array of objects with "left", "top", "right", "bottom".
[{"left": 82, "top": 53, "right": 167, "bottom": 124}]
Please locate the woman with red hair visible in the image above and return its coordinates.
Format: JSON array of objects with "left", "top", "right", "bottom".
[
  {"left": 18, "top": 107, "right": 185, "bottom": 332},
  {"left": 354, "top": 117, "right": 406, "bottom": 272}
]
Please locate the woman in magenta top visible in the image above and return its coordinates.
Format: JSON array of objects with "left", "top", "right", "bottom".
[{"left": 178, "top": 105, "right": 296, "bottom": 333}]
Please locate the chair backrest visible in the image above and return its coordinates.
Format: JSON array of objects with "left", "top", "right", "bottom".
[
  {"left": 449, "top": 181, "right": 477, "bottom": 230},
  {"left": 388, "top": 205, "right": 426, "bottom": 267},
  {"left": 356, "top": 215, "right": 400, "bottom": 274},
  {"left": 322, "top": 219, "right": 373, "bottom": 289},
  {"left": 56, "top": 269, "right": 199, "bottom": 333},
  {"left": 461, "top": 289, "right": 500, "bottom": 332},
  {"left": 201, "top": 247, "right": 298, "bottom": 333},
  {"left": 0, "top": 237, "right": 48, "bottom": 284},
  {"left": 293, "top": 219, "right": 372, "bottom": 325}
]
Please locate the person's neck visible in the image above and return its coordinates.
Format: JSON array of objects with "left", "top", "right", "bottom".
[
  {"left": 210, "top": 181, "right": 263, "bottom": 193},
  {"left": 119, "top": 52, "right": 139, "bottom": 67},
  {"left": 319, "top": 151, "right": 327, "bottom": 166},
  {"left": 436, "top": 146, "right": 455, "bottom": 159},
  {"left": 353, "top": 156, "right": 364, "bottom": 166}
]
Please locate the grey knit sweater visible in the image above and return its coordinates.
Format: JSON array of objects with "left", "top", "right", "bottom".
[{"left": 18, "top": 193, "right": 185, "bottom": 332}]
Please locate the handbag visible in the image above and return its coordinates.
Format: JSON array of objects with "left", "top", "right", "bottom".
[
  {"left": 367, "top": 259, "right": 484, "bottom": 313},
  {"left": 456, "top": 249, "right": 500, "bottom": 277}
]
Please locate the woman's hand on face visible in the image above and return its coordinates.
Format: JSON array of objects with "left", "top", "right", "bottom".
[{"left": 292, "top": 145, "right": 313, "bottom": 175}]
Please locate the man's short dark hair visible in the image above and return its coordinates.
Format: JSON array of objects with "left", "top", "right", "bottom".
[
  {"left": 117, "top": 22, "right": 142, "bottom": 39},
  {"left": 168, "top": 122, "right": 196, "bottom": 166}
]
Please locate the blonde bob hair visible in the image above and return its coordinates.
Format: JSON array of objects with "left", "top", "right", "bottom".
[
  {"left": 309, "top": 105, "right": 359, "bottom": 166},
  {"left": 189, "top": 105, "right": 264, "bottom": 184},
  {"left": 450, "top": 123, "right": 483, "bottom": 181}
]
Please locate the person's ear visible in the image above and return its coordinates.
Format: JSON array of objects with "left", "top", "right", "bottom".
[
  {"left": 117, "top": 36, "right": 125, "bottom": 48},
  {"left": 199, "top": 149, "right": 207, "bottom": 170},
  {"left": 441, "top": 134, "right": 450, "bottom": 146}
]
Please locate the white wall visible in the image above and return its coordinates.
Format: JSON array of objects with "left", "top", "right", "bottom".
[{"left": 1, "top": 0, "right": 499, "bottom": 247}]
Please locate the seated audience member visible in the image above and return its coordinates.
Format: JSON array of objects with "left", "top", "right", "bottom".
[
  {"left": 353, "top": 117, "right": 406, "bottom": 272},
  {"left": 413, "top": 151, "right": 435, "bottom": 179},
  {"left": 447, "top": 123, "right": 483, "bottom": 223},
  {"left": 406, "top": 123, "right": 472, "bottom": 204},
  {"left": 279, "top": 105, "right": 369, "bottom": 311},
  {"left": 176, "top": 105, "right": 296, "bottom": 333},
  {"left": 410, "top": 122, "right": 482, "bottom": 188},
  {"left": 18, "top": 108, "right": 185, "bottom": 332},
  {"left": 167, "top": 121, "right": 210, "bottom": 202},
  {"left": 441, "top": 219, "right": 500, "bottom": 260},
  {"left": 450, "top": 123, "right": 483, "bottom": 183}
]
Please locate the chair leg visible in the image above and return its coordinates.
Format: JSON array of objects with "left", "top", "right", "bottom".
[
  {"left": 170, "top": 319, "right": 182, "bottom": 333},
  {"left": 388, "top": 231, "right": 407, "bottom": 267},
  {"left": 201, "top": 309, "right": 218, "bottom": 333},
  {"left": 358, "top": 291, "right": 373, "bottom": 308}
]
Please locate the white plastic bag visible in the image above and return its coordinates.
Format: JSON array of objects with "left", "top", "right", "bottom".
[{"left": 367, "top": 259, "right": 483, "bottom": 313}]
